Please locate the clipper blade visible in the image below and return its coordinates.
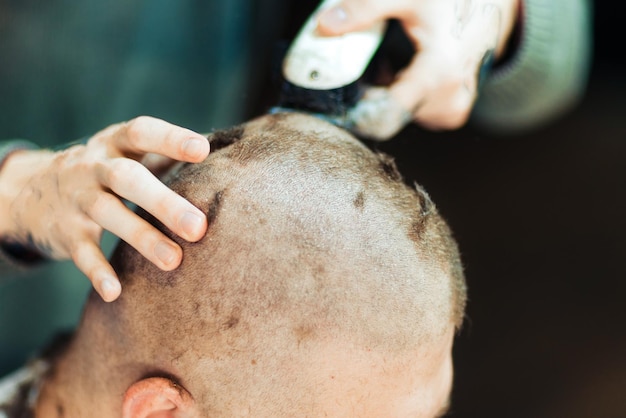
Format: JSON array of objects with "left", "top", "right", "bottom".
[{"left": 271, "top": 79, "right": 362, "bottom": 129}]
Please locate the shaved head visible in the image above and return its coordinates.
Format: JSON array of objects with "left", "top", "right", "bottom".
[{"left": 41, "top": 113, "right": 466, "bottom": 417}]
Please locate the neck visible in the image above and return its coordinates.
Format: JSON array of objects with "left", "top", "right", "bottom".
[
  {"left": 34, "top": 332, "right": 120, "bottom": 418},
  {"left": 35, "top": 344, "right": 86, "bottom": 417}
]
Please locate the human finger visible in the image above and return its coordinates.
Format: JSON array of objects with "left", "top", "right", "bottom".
[
  {"left": 71, "top": 239, "right": 122, "bottom": 302},
  {"left": 111, "top": 116, "right": 209, "bottom": 163},
  {"left": 403, "top": 4, "right": 502, "bottom": 129},
  {"left": 78, "top": 187, "right": 184, "bottom": 271},
  {"left": 317, "top": 0, "right": 415, "bottom": 35},
  {"left": 393, "top": 48, "right": 477, "bottom": 130},
  {"left": 96, "top": 157, "right": 207, "bottom": 243},
  {"left": 349, "top": 49, "right": 476, "bottom": 137}
]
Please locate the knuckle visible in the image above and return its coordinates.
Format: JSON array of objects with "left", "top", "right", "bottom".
[
  {"left": 451, "top": 94, "right": 474, "bottom": 118},
  {"left": 85, "top": 222, "right": 104, "bottom": 241},
  {"left": 83, "top": 191, "right": 116, "bottom": 220},
  {"left": 444, "top": 115, "right": 469, "bottom": 130},
  {"left": 89, "top": 124, "right": 121, "bottom": 152},
  {"left": 441, "top": 108, "right": 472, "bottom": 130},
  {"left": 415, "top": 100, "right": 472, "bottom": 131},
  {"left": 124, "top": 116, "right": 154, "bottom": 146},
  {"left": 106, "top": 158, "right": 141, "bottom": 189},
  {"left": 54, "top": 146, "right": 81, "bottom": 169},
  {"left": 69, "top": 241, "right": 90, "bottom": 265},
  {"left": 64, "top": 144, "right": 87, "bottom": 158},
  {"left": 105, "top": 161, "right": 126, "bottom": 189}
]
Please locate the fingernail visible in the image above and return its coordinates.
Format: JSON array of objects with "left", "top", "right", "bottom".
[
  {"left": 319, "top": 6, "right": 348, "bottom": 29},
  {"left": 101, "top": 277, "right": 121, "bottom": 302},
  {"left": 155, "top": 241, "right": 178, "bottom": 266},
  {"left": 182, "top": 137, "right": 207, "bottom": 159},
  {"left": 180, "top": 211, "right": 205, "bottom": 239}
]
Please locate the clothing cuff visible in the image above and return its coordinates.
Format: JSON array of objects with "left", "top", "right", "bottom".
[{"left": 472, "top": 0, "right": 593, "bottom": 133}]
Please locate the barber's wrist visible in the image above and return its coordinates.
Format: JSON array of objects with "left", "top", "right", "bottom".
[
  {"left": 0, "top": 143, "right": 38, "bottom": 235},
  {"left": 0, "top": 147, "right": 52, "bottom": 263}
]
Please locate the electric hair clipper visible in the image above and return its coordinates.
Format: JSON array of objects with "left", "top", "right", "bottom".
[{"left": 272, "top": 0, "right": 386, "bottom": 129}]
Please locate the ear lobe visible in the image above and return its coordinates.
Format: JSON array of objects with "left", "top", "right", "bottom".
[{"left": 122, "top": 377, "right": 199, "bottom": 418}]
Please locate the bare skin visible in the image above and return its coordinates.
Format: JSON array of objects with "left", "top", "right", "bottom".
[
  {"left": 0, "top": 116, "right": 209, "bottom": 301},
  {"left": 36, "top": 329, "right": 455, "bottom": 417},
  {"left": 32, "top": 113, "right": 466, "bottom": 417},
  {"left": 318, "top": 0, "right": 520, "bottom": 137}
]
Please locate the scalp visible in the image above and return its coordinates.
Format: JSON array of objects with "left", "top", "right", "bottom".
[{"left": 99, "top": 112, "right": 465, "bottom": 388}]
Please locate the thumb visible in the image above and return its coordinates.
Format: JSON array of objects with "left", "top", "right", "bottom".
[{"left": 317, "top": 0, "right": 398, "bottom": 36}]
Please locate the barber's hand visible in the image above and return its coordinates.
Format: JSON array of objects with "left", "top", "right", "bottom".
[
  {"left": 318, "top": 0, "right": 519, "bottom": 139},
  {"left": 0, "top": 116, "right": 209, "bottom": 302}
]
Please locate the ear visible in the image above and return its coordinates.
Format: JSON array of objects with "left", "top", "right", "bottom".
[{"left": 122, "top": 377, "right": 200, "bottom": 418}]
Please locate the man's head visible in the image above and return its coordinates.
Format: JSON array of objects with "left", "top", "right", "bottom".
[{"left": 39, "top": 113, "right": 466, "bottom": 417}]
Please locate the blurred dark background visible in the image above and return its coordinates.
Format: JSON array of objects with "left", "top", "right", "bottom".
[{"left": 367, "top": 1, "right": 625, "bottom": 417}]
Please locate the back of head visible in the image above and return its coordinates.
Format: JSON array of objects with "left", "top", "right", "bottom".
[{"left": 72, "top": 113, "right": 465, "bottom": 416}]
